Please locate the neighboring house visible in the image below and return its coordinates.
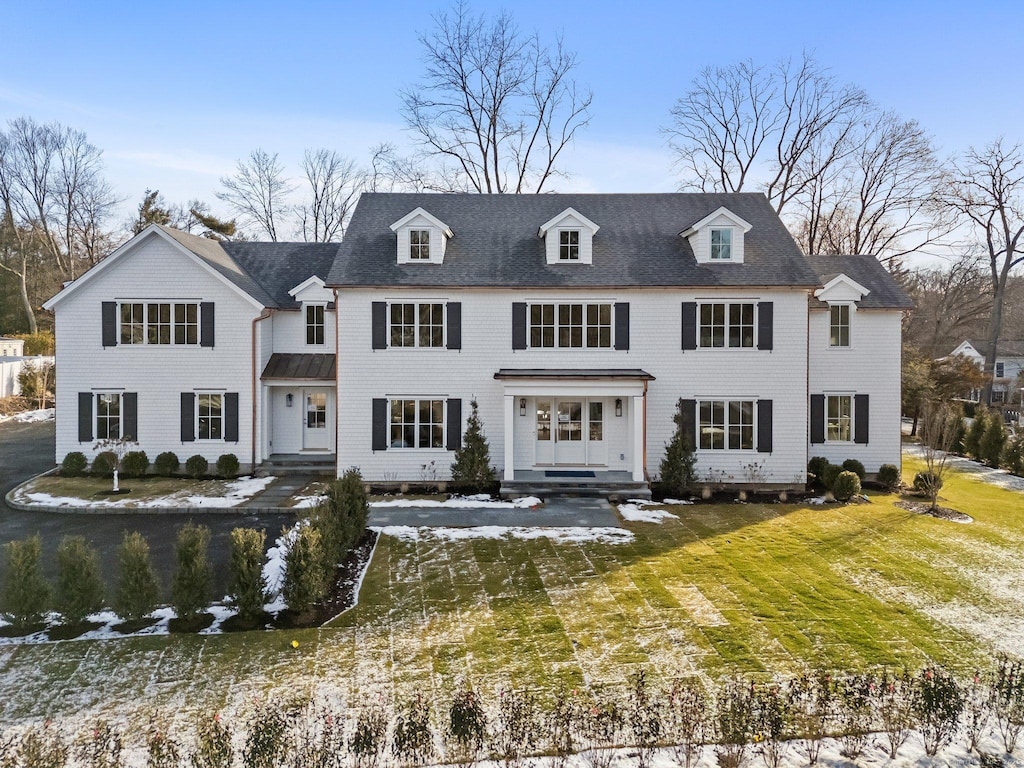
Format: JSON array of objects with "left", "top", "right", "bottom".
[
  {"left": 45, "top": 193, "right": 911, "bottom": 491},
  {"left": 0, "top": 355, "right": 56, "bottom": 399},
  {"left": 0, "top": 337, "right": 25, "bottom": 357},
  {"left": 947, "top": 339, "right": 1024, "bottom": 404}
]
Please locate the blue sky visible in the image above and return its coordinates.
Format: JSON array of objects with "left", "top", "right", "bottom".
[{"left": 2, "top": 0, "right": 1022, "bottom": 220}]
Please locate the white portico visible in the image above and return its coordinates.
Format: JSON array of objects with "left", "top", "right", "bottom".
[{"left": 494, "top": 369, "right": 654, "bottom": 482}]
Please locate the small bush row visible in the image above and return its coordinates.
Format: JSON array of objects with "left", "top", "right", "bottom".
[
  {"left": 806, "top": 456, "right": 888, "bottom": 500},
  {"left": 60, "top": 451, "right": 241, "bottom": 479},
  {"left": 5, "top": 659, "right": 1024, "bottom": 767}
]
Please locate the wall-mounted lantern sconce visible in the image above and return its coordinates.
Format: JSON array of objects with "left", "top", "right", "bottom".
[
  {"left": 615, "top": 398, "right": 623, "bottom": 417},
  {"left": 286, "top": 393, "right": 294, "bottom": 408},
  {"left": 519, "top": 398, "right": 527, "bottom": 416}
]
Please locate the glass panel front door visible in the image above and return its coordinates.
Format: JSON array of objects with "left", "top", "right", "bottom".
[{"left": 303, "top": 390, "right": 330, "bottom": 450}]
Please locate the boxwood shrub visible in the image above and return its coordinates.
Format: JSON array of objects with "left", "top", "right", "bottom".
[
  {"left": 877, "top": 464, "right": 900, "bottom": 491},
  {"left": 820, "top": 463, "right": 842, "bottom": 491},
  {"left": 154, "top": 451, "right": 180, "bottom": 476},
  {"left": 216, "top": 453, "right": 240, "bottom": 478},
  {"left": 807, "top": 456, "right": 830, "bottom": 486},
  {"left": 841, "top": 458, "right": 866, "bottom": 480},
  {"left": 185, "top": 455, "right": 209, "bottom": 479},
  {"left": 120, "top": 451, "right": 149, "bottom": 479},
  {"left": 60, "top": 452, "right": 88, "bottom": 478},
  {"left": 832, "top": 470, "right": 862, "bottom": 501},
  {"left": 91, "top": 451, "right": 117, "bottom": 477}
]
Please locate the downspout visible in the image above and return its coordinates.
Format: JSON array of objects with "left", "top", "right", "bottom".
[
  {"left": 805, "top": 291, "right": 812, "bottom": 483},
  {"left": 251, "top": 308, "right": 273, "bottom": 475},
  {"left": 643, "top": 379, "right": 649, "bottom": 480},
  {"left": 333, "top": 287, "right": 340, "bottom": 474}
]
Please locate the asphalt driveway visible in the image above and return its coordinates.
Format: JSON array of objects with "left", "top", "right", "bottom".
[{"left": 0, "top": 419, "right": 294, "bottom": 597}]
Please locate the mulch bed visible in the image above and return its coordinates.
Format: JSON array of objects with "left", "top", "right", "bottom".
[{"left": 895, "top": 499, "right": 973, "bottom": 523}]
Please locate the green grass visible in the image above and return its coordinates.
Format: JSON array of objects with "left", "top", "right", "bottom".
[{"left": 1, "top": 457, "right": 1022, "bottom": 726}]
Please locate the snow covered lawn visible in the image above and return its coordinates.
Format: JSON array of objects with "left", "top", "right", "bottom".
[
  {"left": 0, "top": 454, "right": 1021, "bottom": 735},
  {"left": 0, "top": 406, "right": 54, "bottom": 424},
  {"left": 11, "top": 474, "right": 274, "bottom": 508}
]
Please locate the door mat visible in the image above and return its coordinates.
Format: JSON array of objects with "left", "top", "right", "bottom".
[{"left": 545, "top": 470, "right": 597, "bottom": 478}]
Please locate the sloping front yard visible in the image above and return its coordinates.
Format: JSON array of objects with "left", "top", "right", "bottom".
[{"left": 0, "top": 456, "right": 1021, "bottom": 728}]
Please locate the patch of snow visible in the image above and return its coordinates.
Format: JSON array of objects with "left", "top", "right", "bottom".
[
  {"left": 291, "top": 494, "right": 323, "bottom": 509},
  {"left": 263, "top": 522, "right": 303, "bottom": 613},
  {"left": 807, "top": 496, "right": 829, "bottom": 505},
  {"left": 371, "top": 495, "right": 542, "bottom": 509},
  {"left": 0, "top": 407, "right": 55, "bottom": 424},
  {"left": 372, "top": 525, "right": 634, "bottom": 544},
  {"left": 14, "top": 475, "right": 275, "bottom": 509},
  {"left": 617, "top": 503, "right": 679, "bottom": 523},
  {"left": 661, "top": 497, "right": 695, "bottom": 505}
]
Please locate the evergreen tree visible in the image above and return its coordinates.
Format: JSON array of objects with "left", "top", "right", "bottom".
[
  {"left": 54, "top": 535, "right": 104, "bottom": 625},
  {"left": 227, "top": 528, "right": 268, "bottom": 622},
  {"left": 190, "top": 208, "right": 238, "bottom": 240},
  {"left": 0, "top": 535, "right": 50, "bottom": 628},
  {"left": 313, "top": 467, "right": 369, "bottom": 566},
  {"left": 659, "top": 398, "right": 697, "bottom": 497},
  {"left": 450, "top": 399, "right": 497, "bottom": 491},
  {"left": 963, "top": 408, "right": 988, "bottom": 459},
  {"left": 171, "top": 522, "right": 212, "bottom": 623},
  {"left": 282, "top": 524, "right": 328, "bottom": 615},
  {"left": 115, "top": 531, "right": 160, "bottom": 622},
  {"left": 980, "top": 415, "right": 1007, "bottom": 467},
  {"left": 132, "top": 189, "right": 173, "bottom": 233}
]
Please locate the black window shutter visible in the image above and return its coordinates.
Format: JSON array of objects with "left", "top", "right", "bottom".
[
  {"left": 757, "top": 302, "right": 774, "bottom": 351},
  {"left": 854, "top": 394, "right": 869, "bottom": 444},
  {"left": 123, "top": 393, "right": 138, "bottom": 441},
  {"left": 372, "top": 398, "right": 387, "bottom": 450},
  {"left": 757, "top": 399, "right": 773, "bottom": 453},
  {"left": 102, "top": 302, "right": 117, "bottom": 347},
  {"left": 225, "top": 392, "right": 239, "bottom": 442},
  {"left": 447, "top": 302, "right": 462, "bottom": 350},
  {"left": 371, "top": 302, "right": 387, "bottom": 350},
  {"left": 446, "top": 398, "right": 463, "bottom": 451},
  {"left": 181, "top": 393, "right": 196, "bottom": 442},
  {"left": 78, "top": 392, "right": 93, "bottom": 442},
  {"left": 679, "top": 398, "right": 697, "bottom": 449},
  {"left": 512, "top": 302, "right": 527, "bottom": 350},
  {"left": 810, "top": 394, "right": 825, "bottom": 444},
  {"left": 614, "top": 302, "right": 630, "bottom": 351},
  {"left": 681, "top": 302, "right": 697, "bottom": 350},
  {"left": 200, "top": 302, "right": 215, "bottom": 347}
]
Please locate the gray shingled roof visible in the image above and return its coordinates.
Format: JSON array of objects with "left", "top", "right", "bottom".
[
  {"left": 960, "top": 339, "right": 1024, "bottom": 358},
  {"left": 261, "top": 353, "right": 337, "bottom": 380},
  {"left": 805, "top": 254, "right": 914, "bottom": 309},
  {"left": 222, "top": 242, "right": 339, "bottom": 308},
  {"left": 157, "top": 226, "right": 276, "bottom": 307},
  {"left": 328, "top": 193, "right": 822, "bottom": 288}
]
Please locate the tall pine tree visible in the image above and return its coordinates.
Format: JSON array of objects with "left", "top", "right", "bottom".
[{"left": 450, "top": 399, "right": 497, "bottom": 492}]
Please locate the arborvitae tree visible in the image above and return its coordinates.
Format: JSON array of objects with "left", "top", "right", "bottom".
[
  {"left": 228, "top": 528, "right": 268, "bottom": 623},
  {"left": 171, "top": 522, "right": 212, "bottom": 623},
  {"left": 115, "top": 531, "right": 160, "bottom": 622},
  {"left": 450, "top": 399, "right": 497, "bottom": 492},
  {"left": 963, "top": 408, "right": 988, "bottom": 459},
  {"left": 282, "top": 524, "right": 328, "bottom": 615},
  {"left": 313, "top": 467, "right": 369, "bottom": 566},
  {"left": 659, "top": 398, "right": 697, "bottom": 497},
  {"left": 54, "top": 535, "right": 104, "bottom": 624},
  {"left": 0, "top": 535, "right": 50, "bottom": 628},
  {"left": 980, "top": 415, "right": 1008, "bottom": 467}
]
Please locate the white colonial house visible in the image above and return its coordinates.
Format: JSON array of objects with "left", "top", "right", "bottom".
[
  {"left": 948, "top": 339, "right": 1024, "bottom": 405},
  {"left": 44, "top": 193, "right": 911, "bottom": 494}
]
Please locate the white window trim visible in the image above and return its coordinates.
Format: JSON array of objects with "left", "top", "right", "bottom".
[
  {"left": 829, "top": 304, "right": 852, "bottom": 349},
  {"left": 825, "top": 393, "right": 853, "bottom": 443},
  {"left": 196, "top": 391, "right": 226, "bottom": 442},
  {"left": 119, "top": 300, "right": 201, "bottom": 346},
  {"left": 696, "top": 398, "right": 756, "bottom": 451},
  {"left": 697, "top": 301, "right": 757, "bottom": 349},
  {"left": 95, "top": 391, "right": 123, "bottom": 441},
  {"left": 527, "top": 302, "right": 614, "bottom": 350},
  {"left": 709, "top": 227, "right": 733, "bottom": 260},
  {"left": 409, "top": 229, "right": 431, "bottom": 260},
  {"left": 558, "top": 229, "right": 581, "bottom": 261},
  {"left": 387, "top": 301, "right": 446, "bottom": 349},
  {"left": 305, "top": 303, "right": 327, "bottom": 347},
  {"left": 388, "top": 397, "right": 446, "bottom": 450}
]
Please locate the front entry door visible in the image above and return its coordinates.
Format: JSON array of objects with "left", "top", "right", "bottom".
[
  {"left": 554, "top": 400, "right": 585, "bottom": 464},
  {"left": 303, "top": 390, "right": 330, "bottom": 450}
]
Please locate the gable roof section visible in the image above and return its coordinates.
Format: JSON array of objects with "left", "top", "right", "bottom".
[
  {"left": 805, "top": 254, "right": 914, "bottom": 310},
  {"left": 959, "top": 339, "right": 1024, "bottom": 358},
  {"left": 679, "top": 206, "right": 753, "bottom": 237},
  {"left": 329, "top": 193, "right": 821, "bottom": 289},
  {"left": 538, "top": 207, "right": 600, "bottom": 236},
  {"left": 389, "top": 207, "right": 453, "bottom": 235},
  {"left": 157, "top": 226, "right": 275, "bottom": 307}
]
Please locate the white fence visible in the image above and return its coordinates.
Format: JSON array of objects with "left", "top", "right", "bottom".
[{"left": 0, "top": 356, "right": 55, "bottom": 398}]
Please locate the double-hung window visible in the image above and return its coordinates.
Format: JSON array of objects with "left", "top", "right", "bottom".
[
  {"left": 96, "top": 393, "right": 121, "bottom": 440},
  {"left": 389, "top": 398, "right": 444, "bottom": 448},
  {"left": 306, "top": 304, "right": 325, "bottom": 345},
  {"left": 830, "top": 305, "right": 850, "bottom": 347},
  {"left": 559, "top": 230, "right": 580, "bottom": 260},
  {"left": 698, "top": 399, "right": 754, "bottom": 450},
  {"left": 174, "top": 303, "right": 198, "bottom": 344},
  {"left": 529, "top": 303, "right": 612, "bottom": 349},
  {"left": 826, "top": 395, "right": 852, "bottom": 441},
  {"left": 699, "top": 303, "right": 754, "bottom": 348},
  {"left": 120, "top": 301, "right": 199, "bottom": 345},
  {"left": 996, "top": 362, "right": 1005, "bottom": 378},
  {"left": 389, "top": 303, "right": 444, "bottom": 348},
  {"left": 147, "top": 303, "right": 172, "bottom": 344},
  {"left": 710, "top": 228, "right": 732, "bottom": 260},
  {"left": 409, "top": 230, "right": 430, "bottom": 260},
  {"left": 120, "top": 303, "right": 145, "bottom": 344},
  {"left": 198, "top": 393, "right": 224, "bottom": 440}
]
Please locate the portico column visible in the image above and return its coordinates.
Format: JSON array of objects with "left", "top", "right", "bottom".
[
  {"left": 632, "top": 395, "right": 645, "bottom": 481},
  {"left": 503, "top": 394, "right": 516, "bottom": 481}
]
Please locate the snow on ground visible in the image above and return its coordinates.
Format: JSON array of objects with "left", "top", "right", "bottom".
[
  {"left": 373, "top": 525, "right": 634, "bottom": 544},
  {"left": 371, "top": 494, "right": 543, "bottom": 509},
  {"left": 0, "top": 407, "right": 54, "bottom": 424},
  {"left": 14, "top": 475, "right": 275, "bottom": 508},
  {"left": 904, "top": 443, "right": 1024, "bottom": 493},
  {"left": 617, "top": 502, "right": 679, "bottom": 523},
  {"left": 262, "top": 522, "right": 303, "bottom": 612}
]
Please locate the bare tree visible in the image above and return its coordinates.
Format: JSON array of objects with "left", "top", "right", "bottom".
[
  {"left": 796, "top": 112, "right": 948, "bottom": 265},
  {"left": 296, "top": 149, "right": 363, "bottom": 242},
  {"left": 666, "top": 53, "right": 869, "bottom": 216},
  {"left": 942, "top": 139, "right": 1024, "bottom": 405},
  {"left": 399, "top": 1, "right": 592, "bottom": 193},
  {"left": 217, "top": 148, "right": 294, "bottom": 241},
  {"left": 917, "top": 401, "right": 958, "bottom": 512},
  {"left": 367, "top": 142, "right": 432, "bottom": 193},
  {"left": 902, "top": 256, "right": 990, "bottom": 357}
]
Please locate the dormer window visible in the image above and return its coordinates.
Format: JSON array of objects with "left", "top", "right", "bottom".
[
  {"left": 410, "top": 230, "right": 431, "bottom": 260},
  {"left": 710, "top": 228, "right": 732, "bottom": 260},
  {"left": 306, "top": 304, "right": 326, "bottom": 345},
  {"left": 559, "top": 230, "right": 581, "bottom": 260},
  {"left": 829, "top": 304, "right": 850, "bottom": 347}
]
